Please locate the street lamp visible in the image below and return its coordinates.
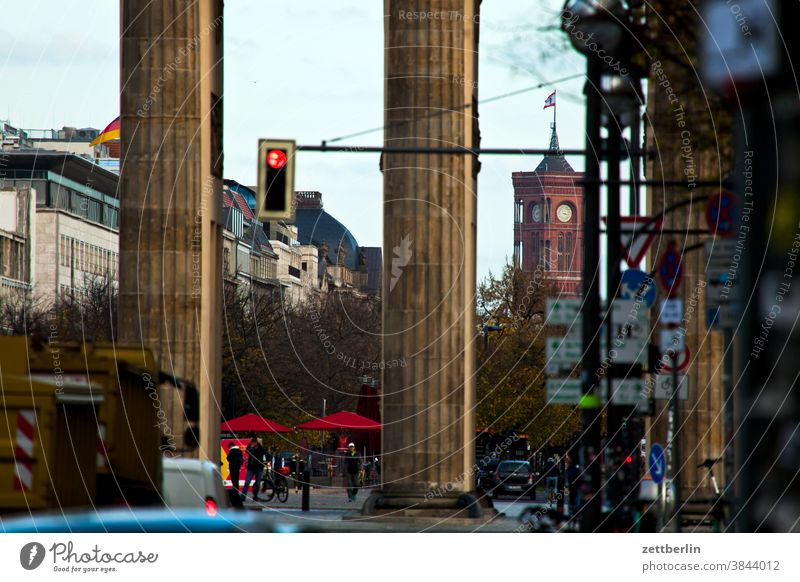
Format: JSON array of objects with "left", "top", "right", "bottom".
[
  {"left": 562, "top": 0, "right": 628, "bottom": 57},
  {"left": 561, "top": 0, "right": 645, "bottom": 533}
]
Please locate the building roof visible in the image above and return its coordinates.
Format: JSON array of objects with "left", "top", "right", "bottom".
[
  {"left": 534, "top": 123, "right": 575, "bottom": 174},
  {"left": 223, "top": 187, "right": 255, "bottom": 220},
  {"left": 1, "top": 150, "right": 119, "bottom": 197},
  {"left": 223, "top": 179, "right": 256, "bottom": 212},
  {"left": 294, "top": 206, "right": 361, "bottom": 271}
]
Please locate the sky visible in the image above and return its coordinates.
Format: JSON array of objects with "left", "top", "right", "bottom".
[{"left": 0, "top": 0, "right": 591, "bottom": 281}]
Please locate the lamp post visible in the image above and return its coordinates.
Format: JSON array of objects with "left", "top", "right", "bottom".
[{"left": 562, "top": 0, "right": 644, "bottom": 532}]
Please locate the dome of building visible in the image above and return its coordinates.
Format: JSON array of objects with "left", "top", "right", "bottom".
[{"left": 294, "top": 193, "right": 361, "bottom": 271}]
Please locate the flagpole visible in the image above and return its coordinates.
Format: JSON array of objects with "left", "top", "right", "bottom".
[{"left": 553, "top": 90, "right": 557, "bottom": 131}]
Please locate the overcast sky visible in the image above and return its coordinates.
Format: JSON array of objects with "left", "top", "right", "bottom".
[{"left": 1, "top": 0, "right": 590, "bottom": 281}]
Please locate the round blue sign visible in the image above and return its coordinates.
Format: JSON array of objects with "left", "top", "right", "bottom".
[
  {"left": 649, "top": 443, "right": 666, "bottom": 485},
  {"left": 619, "top": 269, "right": 657, "bottom": 308}
]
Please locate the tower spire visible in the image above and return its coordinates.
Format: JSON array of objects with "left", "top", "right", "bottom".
[{"left": 549, "top": 122, "right": 561, "bottom": 154}]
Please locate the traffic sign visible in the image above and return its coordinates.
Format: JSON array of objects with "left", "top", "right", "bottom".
[
  {"left": 546, "top": 336, "right": 583, "bottom": 365},
  {"left": 546, "top": 298, "right": 582, "bottom": 326},
  {"left": 546, "top": 379, "right": 582, "bottom": 405},
  {"left": 611, "top": 378, "right": 648, "bottom": 410},
  {"left": 603, "top": 215, "right": 663, "bottom": 268},
  {"left": 619, "top": 269, "right": 657, "bottom": 308},
  {"left": 660, "top": 345, "right": 691, "bottom": 373},
  {"left": 655, "top": 374, "right": 689, "bottom": 400},
  {"left": 659, "top": 298, "right": 683, "bottom": 325},
  {"left": 607, "top": 301, "right": 649, "bottom": 365},
  {"left": 649, "top": 443, "right": 666, "bottom": 484},
  {"left": 706, "top": 191, "right": 738, "bottom": 237},
  {"left": 658, "top": 241, "right": 683, "bottom": 298},
  {"left": 660, "top": 328, "right": 685, "bottom": 355}
]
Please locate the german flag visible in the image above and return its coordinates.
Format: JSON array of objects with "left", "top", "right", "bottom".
[{"left": 89, "top": 117, "right": 120, "bottom": 147}]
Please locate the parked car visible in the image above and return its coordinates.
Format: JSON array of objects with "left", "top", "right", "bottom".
[
  {"left": 162, "top": 457, "right": 229, "bottom": 516},
  {"left": 492, "top": 460, "right": 536, "bottom": 500},
  {"left": 476, "top": 458, "right": 500, "bottom": 491}
]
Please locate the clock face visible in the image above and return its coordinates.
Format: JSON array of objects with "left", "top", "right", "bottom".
[
  {"left": 556, "top": 204, "right": 573, "bottom": 223},
  {"left": 531, "top": 204, "right": 542, "bottom": 223}
]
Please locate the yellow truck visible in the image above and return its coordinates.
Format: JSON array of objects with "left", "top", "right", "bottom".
[{"left": 0, "top": 336, "right": 198, "bottom": 513}]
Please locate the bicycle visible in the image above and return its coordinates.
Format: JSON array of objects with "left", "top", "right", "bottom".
[
  {"left": 260, "top": 470, "right": 289, "bottom": 503},
  {"left": 697, "top": 457, "right": 727, "bottom": 532}
]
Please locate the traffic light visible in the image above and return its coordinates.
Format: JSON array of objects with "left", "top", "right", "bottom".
[{"left": 256, "top": 139, "right": 296, "bottom": 221}]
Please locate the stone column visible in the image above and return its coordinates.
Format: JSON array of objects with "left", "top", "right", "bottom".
[
  {"left": 119, "top": 0, "right": 223, "bottom": 462},
  {"left": 364, "top": 0, "right": 483, "bottom": 518}
]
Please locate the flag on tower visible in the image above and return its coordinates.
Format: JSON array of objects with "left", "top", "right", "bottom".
[{"left": 543, "top": 91, "right": 556, "bottom": 109}]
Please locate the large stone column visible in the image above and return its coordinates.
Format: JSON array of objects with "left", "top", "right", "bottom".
[
  {"left": 364, "top": 0, "right": 483, "bottom": 518},
  {"left": 119, "top": 0, "right": 223, "bottom": 462}
]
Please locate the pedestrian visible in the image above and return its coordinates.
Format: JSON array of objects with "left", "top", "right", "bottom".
[
  {"left": 343, "top": 442, "right": 361, "bottom": 502},
  {"left": 243, "top": 435, "right": 266, "bottom": 502},
  {"left": 226, "top": 441, "right": 243, "bottom": 491}
]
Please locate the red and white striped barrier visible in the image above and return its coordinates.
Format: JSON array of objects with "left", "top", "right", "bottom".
[{"left": 13, "top": 409, "right": 36, "bottom": 492}]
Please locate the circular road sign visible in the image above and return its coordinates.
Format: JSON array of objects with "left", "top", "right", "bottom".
[
  {"left": 619, "top": 269, "right": 657, "bottom": 308},
  {"left": 706, "top": 191, "right": 738, "bottom": 237},
  {"left": 661, "top": 345, "right": 691, "bottom": 373},
  {"left": 658, "top": 241, "right": 683, "bottom": 298}
]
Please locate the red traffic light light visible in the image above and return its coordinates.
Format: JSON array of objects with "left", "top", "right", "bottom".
[
  {"left": 267, "top": 149, "right": 287, "bottom": 169},
  {"left": 625, "top": 455, "right": 633, "bottom": 464}
]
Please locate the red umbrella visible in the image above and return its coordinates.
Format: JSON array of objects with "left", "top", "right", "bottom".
[
  {"left": 297, "top": 411, "right": 381, "bottom": 431},
  {"left": 220, "top": 413, "right": 293, "bottom": 433}
]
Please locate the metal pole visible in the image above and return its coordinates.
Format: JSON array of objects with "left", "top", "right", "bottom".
[
  {"left": 605, "top": 119, "right": 624, "bottom": 520},
  {"left": 580, "top": 55, "right": 604, "bottom": 533},
  {"left": 668, "top": 352, "right": 682, "bottom": 531},
  {"left": 628, "top": 110, "right": 641, "bottom": 215}
]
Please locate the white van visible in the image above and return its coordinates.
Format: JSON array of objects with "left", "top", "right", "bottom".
[{"left": 162, "top": 457, "right": 230, "bottom": 515}]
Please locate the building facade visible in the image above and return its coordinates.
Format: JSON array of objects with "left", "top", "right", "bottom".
[
  {"left": 0, "top": 151, "right": 120, "bottom": 304},
  {"left": 512, "top": 127, "right": 583, "bottom": 297}
]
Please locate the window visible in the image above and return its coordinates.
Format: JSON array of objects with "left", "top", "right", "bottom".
[
  {"left": 538, "top": 235, "right": 543, "bottom": 267},
  {"left": 544, "top": 239, "right": 551, "bottom": 271},
  {"left": 86, "top": 199, "right": 101, "bottom": 223},
  {"left": 545, "top": 198, "right": 551, "bottom": 223},
  {"left": 558, "top": 233, "right": 564, "bottom": 271},
  {"left": 515, "top": 200, "right": 523, "bottom": 223},
  {"left": 302, "top": 262, "right": 307, "bottom": 272},
  {"left": 566, "top": 232, "right": 573, "bottom": 271}
]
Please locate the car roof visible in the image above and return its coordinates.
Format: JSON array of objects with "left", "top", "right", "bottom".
[{"left": 0, "top": 508, "right": 304, "bottom": 533}]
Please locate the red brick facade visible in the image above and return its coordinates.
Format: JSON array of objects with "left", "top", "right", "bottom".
[{"left": 512, "top": 156, "right": 583, "bottom": 297}]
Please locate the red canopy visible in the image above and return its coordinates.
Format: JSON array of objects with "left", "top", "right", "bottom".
[
  {"left": 220, "top": 413, "right": 293, "bottom": 433},
  {"left": 297, "top": 411, "right": 381, "bottom": 431}
]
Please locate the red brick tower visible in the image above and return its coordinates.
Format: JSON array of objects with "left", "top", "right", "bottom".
[{"left": 512, "top": 124, "right": 583, "bottom": 297}]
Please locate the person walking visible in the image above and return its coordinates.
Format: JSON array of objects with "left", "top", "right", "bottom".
[
  {"left": 343, "top": 443, "right": 361, "bottom": 502},
  {"left": 226, "top": 442, "right": 244, "bottom": 491},
  {"left": 243, "top": 436, "right": 266, "bottom": 502}
]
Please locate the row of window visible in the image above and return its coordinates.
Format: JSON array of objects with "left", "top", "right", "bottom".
[
  {"left": 59, "top": 235, "right": 119, "bottom": 277},
  {"left": 223, "top": 247, "right": 277, "bottom": 281},
  {"left": 49, "top": 184, "right": 119, "bottom": 230},
  {"left": 515, "top": 232, "right": 575, "bottom": 272}
]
